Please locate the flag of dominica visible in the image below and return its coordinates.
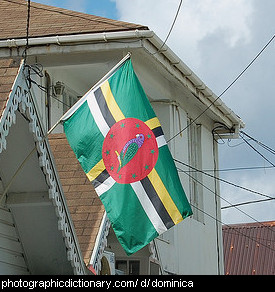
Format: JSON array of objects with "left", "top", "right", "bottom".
[{"left": 62, "top": 55, "right": 192, "bottom": 255}]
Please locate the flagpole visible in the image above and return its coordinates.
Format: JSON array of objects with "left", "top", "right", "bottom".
[{"left": 47, "top": 52, "right": 132, "bottom": 135}]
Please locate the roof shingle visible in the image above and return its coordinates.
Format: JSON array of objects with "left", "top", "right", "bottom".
[
  {"left": 0, "top": 0, "right": 148, "bottom": 40},
  {"left": 0, "top": 58, "right": 21, "bottom": 118},
  {"left": 48, "top": 133, "right": 105, "bottom": 266}
]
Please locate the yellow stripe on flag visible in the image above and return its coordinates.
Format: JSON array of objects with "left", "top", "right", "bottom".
[
  {"left": 101, "top": 81, "right": 125, "bottom": 122},
  {"left": 145, "top": 117, "right": 161, "bottom": 130},
  {"left": 147, "top": 168, "right": 183, "bottom": 225},
  {"left": 86, "top": 159, "right": 105, "bottom": 182}
]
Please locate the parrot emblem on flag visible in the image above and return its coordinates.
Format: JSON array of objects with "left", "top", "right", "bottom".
[
  {"left": 102, "top": 118, "right": 158, "bottom": 184},
  {"left": 115, "top": 134, "right": 145, "bottom": 173}
]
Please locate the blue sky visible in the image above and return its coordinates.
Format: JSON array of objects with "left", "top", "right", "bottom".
[
  {"left": 32, "top": 0, "right": 118, "bottom": 19},
  {"left": 31, "top": 0, "right": 275, "bottom": 225}
]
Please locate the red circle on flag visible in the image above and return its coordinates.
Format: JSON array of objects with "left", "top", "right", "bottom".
[{"left": 102, "top": 118, "right": 159, "bottom": 184}]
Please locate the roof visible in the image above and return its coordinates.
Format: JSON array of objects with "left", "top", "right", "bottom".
[
  {"left": 0, "top": 0, "right": 148, "bottom": 40},
  {"left": 0, "top": 0, "right": 147, "bottom": 271},
  {"left": 0, "top": 60, "right": 86, "bottom": 274},
  {"left": 0, "top": 60, "right": 106, "bottom": 268},
  {"left": 48, "top": 133, "right": 105, "bottom": 266},
  {"left": 0, "top": 57, "right": 21, "bottom": 118},
  {"left": 222, "top": 221, "right": 275, "bottom": 275},
  {"left": 0, "top": 1, "right": 244, "bottom": 134}
]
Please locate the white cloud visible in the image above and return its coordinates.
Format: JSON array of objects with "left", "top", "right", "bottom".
[
  {"left": 115, "top": 0, "right": 274, "bottom": 226},
  {"left": 220, "top": 169, "right": 275, "bottom": 224},
  {"left": 65, "top": 0, "right": 87, "bottom": 12},
  {"left": 115, "top": 0, "right": 254, "bottom": 68}
]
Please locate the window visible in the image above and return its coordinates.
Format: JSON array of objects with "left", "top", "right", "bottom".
[
  {"left": 187, "top": 119, "right": 204, "bottom": 222},
  {"left": 150, "top": 261, "right": 161, "bottom": 275},
  {"left": 49, "top": 81, "right": 81, "bottom": 133},
  {"left": 115, "top": 260, "right": 140, "bottom": 275},
  {"left": 62, "top": 90, "right": 80, "bottom": 114}
]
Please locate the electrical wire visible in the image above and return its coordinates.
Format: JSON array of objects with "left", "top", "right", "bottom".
[
  {"left": 153, "top": 0, "right": 183, "bottom": 55},
  {"left": 242, "top": 137, "right": 275, "bottom": 168},
  {"left": 183, "top": 172, "right": 275, "bottom": 250},
  {"left": 177, "top": 166, "right": 275, "bottom": 233},
  {"left": 187, "top": 165, "right": 275, "bottom": 173},
  {"left": 221, "top": 198, "right": 274, "bottom": 209},
  {"left": 167, "top": 34, "right": 275, "bottom": 143},
  {"left": 23, "top": 63, "right": 72, "bottom": 109},
  {"left": 174, "top": 158, "right": 274, "bottom": 200},
  {"left": 241, "top": 131, "right": 275, "bottom": 155},
  {"left": 190, "top": 203, "right": 275, "bottom": 251},
  {"left": 22, "top": 0, "right": 31, "bottom": 63}
]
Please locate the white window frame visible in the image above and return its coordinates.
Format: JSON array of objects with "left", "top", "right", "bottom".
[{"left": 187, "top": 119, "right": 204, "bottom": 223}]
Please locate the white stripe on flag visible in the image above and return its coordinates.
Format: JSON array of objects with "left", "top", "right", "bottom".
[
  {"left": 131, "top": 181, "right": 167, "bottom": 235},
  {"left": 95, "top": 176, "right": 116, "bottom": 196},
  {"left": 87, "top": 91, "right": 110, "bottom": 137},
  {"left": 156, "top": 135, "right": 167, "bottom": 148}
]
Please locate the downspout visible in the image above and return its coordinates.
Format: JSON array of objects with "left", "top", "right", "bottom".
[{"left": 212, "top": 135, "right": 225, "bottom": 274}]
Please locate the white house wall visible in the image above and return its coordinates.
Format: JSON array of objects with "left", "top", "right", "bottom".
[
  {"left": 152, "top": 102, "right": 223, "bottom": 274},
  {"left": 28, "top": 49, "right": 223, "bottom": 274},
  {"left": 133, "top": 51, "right": 219, "bottom": 272},
  {"left": 136, "top": 53, "right": 224, "bottom": 274},
  {"left": 0, "top": 206, "right": 29, "bottom": 274}
]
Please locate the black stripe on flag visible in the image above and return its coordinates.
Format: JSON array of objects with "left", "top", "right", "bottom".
[
  {"left": 140, "top": 176, "right": 175, "bottom": 229},
  {"left": 94, "top": 87, "right": 116, "bottom": 128},
  {"left": 91, "top": 169, "right": 110, "bottom": 189},
  {"left": 152, "top": 126, "right": 164, "bottom": 138}
]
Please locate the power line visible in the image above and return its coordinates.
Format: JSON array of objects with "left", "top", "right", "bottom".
[
  {"left": 153, "top": 0, "right": 183, "bottom": 54},
  {"left": 167, "top": 34, "right": 275, "bottom": 143},
  {"left": 221, "top": 198, "right": 274, "bottom": 209},
  {"left": 181, "top": 166, "right": 274, "bottom": 208},
  {"left": 190, "top": 203, "right": 275, "bottom": 252},
  {"left": 177, "top": 166, "right": 274, "bottom": 233},
  {"left": 174, "top": 158, "right": 274, "bottom": 200},
  {"left": 23, "top": 63, "right": 72, "bottom": 109},
  {"left": 22, "top": 0, "right": 30, "bottom": 63},
  {"left": 242, "top": 136, "right": 275, "bottom": 168},
  {"left": 187, "top": 165, "right": 275, "bottom": 173},
  {"left": 241, "top": 131, "right": 275, "bottom": 155}
]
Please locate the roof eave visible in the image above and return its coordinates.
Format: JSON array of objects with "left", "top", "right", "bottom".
[
  {"left": 0, "top": 29, "right": 244, "bottom": 136},
  {"left": 144, "top": 33, "right": 245, "bottom": 135}
]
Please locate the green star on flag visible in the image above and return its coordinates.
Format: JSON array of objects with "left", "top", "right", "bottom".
[{"left": 62, "top": 54, "right": 192, "bottom": 255}]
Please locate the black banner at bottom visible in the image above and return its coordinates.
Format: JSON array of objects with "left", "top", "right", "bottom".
[{"left": 0, "top": 275, "right": 270, "bottom": 290}]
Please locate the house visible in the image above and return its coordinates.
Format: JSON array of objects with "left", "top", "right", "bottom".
[
  {"left": 0, "top": 0, "right": 244, "bottom": 275},
  {"left": 0, "top": 58, "right": 87, "bottom": 274},
  {"left": 223, "top": 221, "right": 274, "bottom": 275}
]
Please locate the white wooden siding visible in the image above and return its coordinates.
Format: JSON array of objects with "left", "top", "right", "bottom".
[{"left": 0, "top": 207, "right": 29, "bottom": 274}]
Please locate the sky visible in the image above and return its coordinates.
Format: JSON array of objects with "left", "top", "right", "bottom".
[{"left": 32, "top": 0, "right": 275, "bottom": 225}]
